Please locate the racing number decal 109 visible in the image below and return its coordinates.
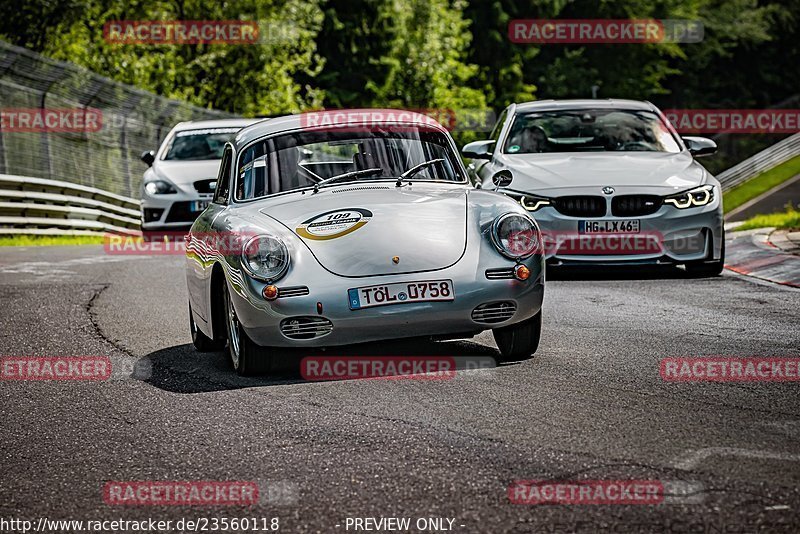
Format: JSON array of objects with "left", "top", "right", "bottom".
[{"left": 296, "top": 208, "right": 373, "bottom": 241}]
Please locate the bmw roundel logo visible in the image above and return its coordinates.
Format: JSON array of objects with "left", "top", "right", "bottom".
[{"left": 602, "top": 186, "right": 615, "bottom": 195}]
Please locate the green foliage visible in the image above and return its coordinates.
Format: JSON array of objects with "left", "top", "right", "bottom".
[
  {"left": 16, "top": 0, "right": 327, "bottom": 115},
  {"left": 737, "top": 206, "right": 800, "bottom": 230},
  {"left": 0, "top": 0, "right": 798, "bottom": 151}
]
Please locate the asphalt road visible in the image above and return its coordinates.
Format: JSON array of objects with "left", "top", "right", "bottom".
[
  {"left": 1, "top": 245, "right": 799, "bottom": 533},
  {"left": 727, "top": 173, "right": 800, "bottom": 222}
]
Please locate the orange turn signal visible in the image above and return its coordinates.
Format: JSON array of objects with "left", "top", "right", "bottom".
[
  {"left": 514, "top": 264, "right": 531, "bottom": 281},
  {"left": 263, "top": 285, "right": 279, "bottom": 300}
]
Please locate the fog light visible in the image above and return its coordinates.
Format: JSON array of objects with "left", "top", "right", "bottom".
[
  {"left": 263, "top": 285, "right": 279, "bottom": 300},
  {"left": 514, "top": 264, "right": 530, "bottom": 281}
]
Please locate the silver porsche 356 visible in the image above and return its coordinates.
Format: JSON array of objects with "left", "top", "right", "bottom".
[{"left": 185, "top": 110, "right": 545, "bottom": 375}]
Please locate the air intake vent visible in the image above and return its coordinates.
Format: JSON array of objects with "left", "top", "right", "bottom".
[
  {"left": 280, "top": 316, "right": 333, "bottom": 340},
  {"left": 611, "top": 195, "right": 663, "bottom": 216},
  {"left": 471, "top": 301, "right": 517, "bottom": 324},
  {"left": 279, "top": 286, "right": 310, "bottom": 298},
  {"left": 332, "top": 186, "right": 391, "bottom": 193},
  {"left": 553, "top": 196, "right": 606, "bottom": 217},
  {"left": 485, "top": 267, "right": 515, "bottom": 280}
]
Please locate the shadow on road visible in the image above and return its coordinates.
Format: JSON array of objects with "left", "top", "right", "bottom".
[
  {"left": 138, "top": 337, "right": 500, "bottom": 394},
  {"left": 547, "top": 264, "right": 717, "bottom": 281}
]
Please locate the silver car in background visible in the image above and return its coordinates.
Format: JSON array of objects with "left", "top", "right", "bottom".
[
  {"left": 184, "top": 111, "right": 545, "bottom": 375},
  {"left": 463, "top": 99, "right": 724, "bottom": 276},
  {"left": 140, "top": 119, "right": 258, "bottom": 231}
]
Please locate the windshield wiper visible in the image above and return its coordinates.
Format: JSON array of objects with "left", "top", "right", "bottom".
[
  {"left": 313, "top": 168, "right": 383, "bottom": 193},
  {"left": 397, "top": 158, "right": 445, "bottom": 186}
]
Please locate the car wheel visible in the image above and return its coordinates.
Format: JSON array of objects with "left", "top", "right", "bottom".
[
  {"left": 223, "top": 283, "right": 272, "bottom": 376},
  {"left": 493, "top": 311, "right": 542, "bottom": 363},
  {"left": 189, "top": 302, "right": 223, "bottom": 352},
  {"left": 685, "top": 238, "right": 725, "bottom": 277}
]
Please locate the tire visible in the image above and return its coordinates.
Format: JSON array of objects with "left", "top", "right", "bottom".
[
  {"left": 189, "top": 302, "right": 223, "bottom": 352},
  {"left": 685, "top": 237, "right": 725, "bottom": 278},
  {"left": 493, "top": 311, "right": 542, "bottom": 363},
  {"left": 223, "top": 283, "right": 272, "bottom": 376}
]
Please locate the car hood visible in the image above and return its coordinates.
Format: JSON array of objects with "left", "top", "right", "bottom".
[
  {"left": 258, "top": 184, "right": 468, "bottom": 277},
  {"left": 152, "top": 160, "right": 221, "bottom": 186},
  {"left": 500, "top": 152, "right": 707, "bottom": 196}
]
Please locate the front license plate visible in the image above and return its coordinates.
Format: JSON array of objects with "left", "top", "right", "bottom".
[
  {"left": 190, "top": 200, "right": 209, "bottom": 212},
  {"left": 348, "top": 280, "right": 454, "bottom": 310},
  {"left": 579, "top": 219, "right": 640, "bottom": 233}
]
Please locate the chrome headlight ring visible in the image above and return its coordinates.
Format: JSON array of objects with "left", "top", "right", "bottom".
[
  {"left": 490, "top": 213, "right": 540, "bottom": 259},
  {"left": 240, "top": 235, "right": 290, "bottom": 282}
]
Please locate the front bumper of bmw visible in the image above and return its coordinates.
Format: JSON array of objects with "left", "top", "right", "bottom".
[{"left": 524, "top": 196, "right": 723, "bottom": 266}]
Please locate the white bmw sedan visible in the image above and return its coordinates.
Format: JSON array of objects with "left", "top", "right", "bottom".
[
  {"left": 463, "top": 99, "right": 724, "bottom": 276},
  {"left": 140, "top": 119, "right": 258, "bottom": 232}
]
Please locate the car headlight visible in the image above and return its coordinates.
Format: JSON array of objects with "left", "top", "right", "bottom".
[
  {"left": 241, "top": 235, "right": 290, "bottom": 282},
  {"left": 490, "top": 213, "right": 540, "bottom": 259},
  {"left": 144, "top": 180, "right": 177, "bottom": 195},
  {"left": 664, "top": 184, "right": 715, "bottom": 209},
  {"left": 519, "top": 194, "right": 552, "bottom": 212}
]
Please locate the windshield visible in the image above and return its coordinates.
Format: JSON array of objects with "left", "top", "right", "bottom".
[
  {"left": 503, "top": 109, "right": 681, "bottom": 154},
  {"left": 235, "top": 127, "right": 464, "bottom": 200},
  {"left": 163, "top": 127, "right": 241, "bottom": 161}
]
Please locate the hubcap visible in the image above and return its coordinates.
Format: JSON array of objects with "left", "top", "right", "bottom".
[{"left": 225, "top": 289, "right": 241, "bottom": 368}]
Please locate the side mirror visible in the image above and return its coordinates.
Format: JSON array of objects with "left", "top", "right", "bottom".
[
  {"left": 141, "top": 150, "right": 156, "bottom": 167},
  {"left": 491, "top": 169, "right": 513, "bottom": 190},
  {"left": 462, "top": 140, "right": 495, "bottom": 160},
  {"left": 682, "top": 136, "right": 717, "bottom": 158}
]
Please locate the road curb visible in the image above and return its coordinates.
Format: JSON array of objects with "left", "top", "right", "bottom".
[
  {"left": 725, "top": 228, "right": 800, "bottom": 288},
  {"left": 767, "top": 229, "right": 800, "bottom": 255}
]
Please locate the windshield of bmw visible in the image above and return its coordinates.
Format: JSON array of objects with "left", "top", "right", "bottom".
[
  {"left": 163, "top": 128, "right": 241, "bottom": 160},
  {"left": 235, "top": 127, "right": 464, "bottom": 200},
  {"left": 503, "top": 109, "right": 681, "bottom": 154}
]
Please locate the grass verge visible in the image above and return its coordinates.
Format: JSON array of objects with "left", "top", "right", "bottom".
[
  {"left": 723, "top": 154, "right": 800, "bottom": 213},
  {"left": 737, "top": 207, "right": 800, "bottom": 231},
  {"left": 0, "top": 235, "right": 106, "bottom": 247}
]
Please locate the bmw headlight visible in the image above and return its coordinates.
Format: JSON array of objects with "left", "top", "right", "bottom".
[
  {"left": 664, "top": 184, "right": 715, "bottom": 209},
  {"left": 144, "top": 180, "right": 177, "bottom": 195},
  {"left": 241, "top": 235, "right": 290, "bottom": 281},
  {"left": 519, "top": 194, "right": 552, "bottom": 212},
  {"left": 490, "top": 213, "right": 540, "bottom": 259}
]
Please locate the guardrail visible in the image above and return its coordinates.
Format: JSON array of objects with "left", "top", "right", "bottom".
[
  {"left": 717, "top": 132, "right": 800, "bottom": 191},
  {"left": 0, "top": 174, "right": 140, "bottom": 236},
  {"left": 2, "top": 130, "right": 800, "bottom": 238}
]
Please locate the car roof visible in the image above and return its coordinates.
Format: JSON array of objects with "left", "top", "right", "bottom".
[
  {"left": 233, "top": 109, "right": 449, "bottom": 148},
  {"left": 512, "top": 99, "right": 657, "bottom": 113},
  {"left": 172, "top": 118, "right": 260, "bottom": 131}
]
